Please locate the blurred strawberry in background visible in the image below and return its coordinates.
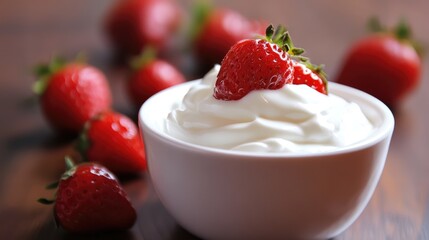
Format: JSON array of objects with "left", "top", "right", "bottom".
[
  {"left": 104, "top": 0, "right": 182, "bottom": 57},
  {"left": 127, "top": 48, "right": 186, "bottom": 107},
  {"left": 335, "top": 18, "right": 422, "bottom": 108},
  {"left": 33, "top": 58, "right": 112, "bottom": 135},
  {"left": 191, "top": 2, "right": 267, "bottom": 69}
]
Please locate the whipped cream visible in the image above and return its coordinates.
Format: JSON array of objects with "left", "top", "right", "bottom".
[{"left": 165, "top": 65, "right": 374, "bottom": 153}]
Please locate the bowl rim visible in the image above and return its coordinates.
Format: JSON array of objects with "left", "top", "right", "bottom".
[{"left": 139, "top": 80, "right": 395, "bottom": 159}]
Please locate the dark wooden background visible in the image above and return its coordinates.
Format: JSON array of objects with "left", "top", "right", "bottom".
[{"left": 1, "top": 0, "right": 429, "bottom": 239}]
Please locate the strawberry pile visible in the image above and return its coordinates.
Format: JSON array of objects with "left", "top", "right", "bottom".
[
  {"left": 214, "top": 25, "right": 327, "bottom": 101},
  {"left": 33, "top": 57, "right": 147, "bottom": 173},
  {"left": 34, "top": 0, "right": 189, "bottom": 234},
  {"left": 34, "top": 54, "right": 158, "bottom": 232},
  {"left": 34, "top": 47, "right": 189, "bottom": 234}
]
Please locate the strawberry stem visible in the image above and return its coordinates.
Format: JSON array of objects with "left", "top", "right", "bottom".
[
  {"left": 367, "top": 17, "right": 385, "bottom": 33},
  {"left": 65, "top": 156, "right": 75, "bottom": 170},
  {"left": 46, "top": 181, "right": 59, "bottom": 190},
  {"left": 273, "top": 25, "right": 286, "bottom": 43},
  {"left": 281, "top": 32, "right": 291, "bottom": 51},
  {"left": 290, "top": 48, "right": 305, "bottom": 56},
  {"left": 265, "top": 25, "right": 274, "bottom": 40},
  {"left": 61, "top": 156, "right": 77, "bottom": 180},
  {"left": 367, "top": 17, "right": 424, "bottom": 58},
  {"left": 394, "top": 19, "right": 424, "bottom": 58},
  {"left": 264, "top": 25, "right": 305, "bottom": 57},
  {"left": 33, "top": 57, "right": 66, "bottom": 95},
  {"left": 189, "top": 0, "right": 212, "bottom": 41},
  {"left": 263, "top": 24, "right": 328, "bottom": 92},
  {"left": 38, "top": 156, "right": 78, "bottom": 206},
  {"left": 130, "top": 47, "right": 157, "bottom": 70},
  {"left": 76, "top": 127, "right": 90, "bottom": 161},
  {"left": 394, "top": 18, "right": 411, "bottom": 40},
  {"left": 76, "top": 112, "right": 107, "bottom": 162},
  {"left": 37, "top": 198, "right": 55, "bottom": 205}
]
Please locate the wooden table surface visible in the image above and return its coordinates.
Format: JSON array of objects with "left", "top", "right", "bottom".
[{"left": 1, "top": 0, "right": 428, "bottom": 239}]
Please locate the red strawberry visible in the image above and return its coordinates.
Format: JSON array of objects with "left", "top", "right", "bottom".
[
  {"left": 192, "top": 4, "right": 266, "bottom": 67},
  {"left": 77, "top": 111, "right": 146, "bottom": 175},
  {"left": 335, "top": 19, "right": 422, "bottom": 107},
  {"left": 33, "top": 58, "right": 112, "bottom": 134},
  {"left": 105, "top": 0, "right": 182, "bottom": 56},
  {"left": 214, "top": 25, "right": 307, "bottom": 101},
  {"left": 38, "top": 157, "right": 136, "bottom": 233},
  {"left": 128, "top": 48, "right": 186, "bottom": 107},
  {"left": 292, "top": 61, "right": 328, "bottom": 95}
]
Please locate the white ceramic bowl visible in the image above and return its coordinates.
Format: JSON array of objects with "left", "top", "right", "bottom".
[{"left": 139, "top": 81, "right": 394, "bottom": 240}]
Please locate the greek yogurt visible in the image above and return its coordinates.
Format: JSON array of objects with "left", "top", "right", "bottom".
[{"left": 165, "top": 65, "right": 374, "bottom": 153}]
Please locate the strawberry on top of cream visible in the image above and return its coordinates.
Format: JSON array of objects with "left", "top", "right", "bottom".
[{"left": 165, "top": 65, "right": 374, "bottom": 153}]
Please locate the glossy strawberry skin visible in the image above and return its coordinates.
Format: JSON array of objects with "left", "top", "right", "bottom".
[
  {"left": 293, "top": 62, "right": 327, "bottom": 95},
  {"left": 214, "top": 39, "right": 294, "bottom": 100},
  {"left": 105, "top": 0, "right": 182, "bottom": 56},
  {"left": 41, "top": 64, "right": 112, "bottom": 134},
  {"left": 195, "top": 8, "right": 266, "bottom": 66},
  {"left": 128, "top": 60, "right": 185, "bottom": 107},
  {"left": 83, "top": 112, "right": 147, "bottom": 175},
  {"left": 335, "top": 35, "right": 421, "bottom": 106},
  {"left": 54, "top": 163, "right": 136, "bottom": 233}
]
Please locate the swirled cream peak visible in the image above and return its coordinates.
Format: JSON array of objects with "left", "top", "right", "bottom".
[{"left": 165, "top": 65, "right": 374, "bottom": 153}]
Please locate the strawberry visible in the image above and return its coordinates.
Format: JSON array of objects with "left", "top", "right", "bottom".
[
  {"left": 77, "top": 111, "right": 146, "bottom": 176},
  {"left": 292, "top": 60, "right": 328, "bottom": 95},
  {"left": 214, "top": 25, "right": 308, "bottom": 100},
  {"left": 33, "top": 58, "right": 112, "bottom": 134},
  {"left": 128, "top": 48, "right": 186, "bottom": 107},
  {"left": 104, "top": 0, "right": 182, "bottom": 56},
  {"left": 335, "top": 18, "right": 422, "bottom": 107},
  {"left": 38, "top": 157, "right": 136, "bottom": 233},
  {"left": 192, "top": 3, "right": 266, "bottom": 67}
]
